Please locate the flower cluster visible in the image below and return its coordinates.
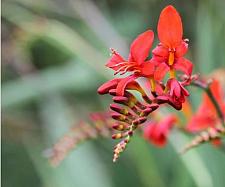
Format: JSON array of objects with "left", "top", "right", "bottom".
[
  {"left": 47, "top": 77, "right": 225, "bottom": 165},
  {"left": 45, "top": 5, "right": 225, "bottom": 166},
  {"left": 98, "top": 5, "right": 193, "bottom": 161}
]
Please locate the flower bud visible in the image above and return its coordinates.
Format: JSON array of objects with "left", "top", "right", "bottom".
[
  {"left": 98, "top": 78, "right": 121, "bottom": 95},
  {"left": 112, "top": 123, "right": 129, "bottom": 131},
  {"left": 113, "top": 96, "right": 129, "bottom": 104},
  {"left": 132, "top": 117, "right": 147, "bottom": 125},
  {"left": 140, "top": 108, "right": 152, "bottom": 116},
  {"left": 112, "top": 133, "right": 123, "bottom": 139},
  {"left": 146, "top": 103, "right": 159, "bottom": 112},
  {"left": 111, "top": 112, "right": 131, "bottom": 123},
  {"left": 110, "top": 104, "right": 129, "bottom": 115}
]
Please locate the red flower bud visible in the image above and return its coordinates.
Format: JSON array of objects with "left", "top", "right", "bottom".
[
  {"left": 133, "top": 117, "right": 147, "bottom": 125},
  {"left": 111, "top": 112, "right": 131, "bottom": 123},
  {"left": 98, "top": 78, "right": 122, "bottom": 95},
  {"left": 112, "top": 123, "right": 129, "bottom": 131},
  {"left": 113, "top": 96, "right": 129, "bottom": 104}
]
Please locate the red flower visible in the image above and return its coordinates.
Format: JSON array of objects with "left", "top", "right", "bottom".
[
  {"left": 143, "top": 115, "right": 177, "bottom": 147},
  {"left": 105, "top": 30, "right": 156, "bottom": 95},
  {"left": 167, "top": 78, "right": 189, "bottom": 104},
  {"left": 107, "top": 30, "right": 154, "bottom": 76},
  {"left": 153, "top": 5, "right": 192, "bottom": 79},
  {"left": 156, "top": 79, "right": 189, "bottom": 110},
  {"left": 187, "top": 79, "right": 225, "bottom": 132}
]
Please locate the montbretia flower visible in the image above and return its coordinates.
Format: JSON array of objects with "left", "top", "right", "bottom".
[
  {"left": 187, "top": 79, "right": 225, "bottom": 132},
  {"left": 154, "top": 79, "right": 189, "bottom": 110},
  {"left": 97, "top": 5, "right": 196, "bottom": 162},
  {"left": 143, "top": 115, "right": 177, "bottom": 147},
  {"left": 166, "top": 78, "right": 189, "bottom": 108},
  {"left": 152, "top": 5, "right": 192, "bottom": 79},
  {"left": 105, "top": 30, "right": 157, "bottom": 95},
  {"left": 107, "top": 30, "right": 154, "bottom": 76}
]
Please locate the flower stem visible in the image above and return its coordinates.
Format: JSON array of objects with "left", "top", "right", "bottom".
[
  {"left": 191, "top": 79, "right": 225, "bottom": 127},
  {"left": 150, "top": 78, "right": 156, "bottom": 92},
  {"left": 169, "top": 68, "right": 176, "bottom": 78}
]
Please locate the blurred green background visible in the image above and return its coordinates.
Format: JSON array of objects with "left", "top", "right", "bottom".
[{"left": 2, "top": 0, "right": 225, "bottom": 187}]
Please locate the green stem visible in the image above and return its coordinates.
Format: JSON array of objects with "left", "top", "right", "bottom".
[{"left": 191, "top": 79, "right": 225, "bottom": 127}]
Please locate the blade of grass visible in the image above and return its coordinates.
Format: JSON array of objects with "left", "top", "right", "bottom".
[
  {"left": 169, "top": 132, "right": 213, "bottom": 187},
  {"left": 2, "top": 63, "right": 101, "bottom": 108}
]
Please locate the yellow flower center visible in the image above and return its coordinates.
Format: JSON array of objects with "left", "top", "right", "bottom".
[{"left": 168, "top": 51, "right": 175, "bottom": 65}]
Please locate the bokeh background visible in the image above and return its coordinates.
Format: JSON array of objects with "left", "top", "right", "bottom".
[{"left": 2, "top": 0, "right": 225, "bottom": 187}]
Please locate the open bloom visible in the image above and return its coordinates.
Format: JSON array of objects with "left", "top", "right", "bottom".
[
  {"left": 187, "top": 79, "right": 225, "bottom": 132},
  {"left": 107, "top": 30, "right": 154, "bottom": 76},
  {"left": 105, "top": 30, "right": 156, "bottom": 95},
  {"left": 144, "top": 115, "right": 177, "bottom": 147},
  {"left": 152, "top": 5, "right": 192, "bottom": 79}
]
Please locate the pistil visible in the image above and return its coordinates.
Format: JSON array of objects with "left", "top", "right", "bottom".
[{"left": 168, "top": 51, "right": 175, "bottom": 66}]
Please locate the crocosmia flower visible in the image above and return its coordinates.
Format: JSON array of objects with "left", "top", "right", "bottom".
[
  {"left": 106, "top": 30, "right": 154, "bottom": 76},
  {"left": 153, "top": 5, "right": 193, "bottom": 79},
  {"left": 187, "top": 79, "right": 225, "bottom": 132},
  {"left": 167, "top": 78, "right": 189, "bottom": 105},
  {"left": 144, "top": 115, "right": 177, "bottom": 147},
  {"left": 105, "top": 30, "right": 156, "bottom": 95},
  {"left": 97, "top": 5, "right": 198, "bottom": 162}
]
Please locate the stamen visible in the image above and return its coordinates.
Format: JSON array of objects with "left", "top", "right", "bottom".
[
  {"left": 119, "top": 65, "right": 136, "bottom": 75},
  {"left": 114, "top": 65, "right": 128, "bottom": 75},
  {"left": 110, "top": 48, "right": 117, "bottom": 54},
  {"left": 110, "top": 61, "right": 129, "bottom": 68}
]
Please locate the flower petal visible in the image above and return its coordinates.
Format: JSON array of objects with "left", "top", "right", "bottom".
[
  {"left": 156, "top": 115, "right": 177, "bottom": 137},
  {"left": 157, "top": 5, "right": 183, "bottom": 48},
  {"left": 152, "top": 45, "right": 169, "bottom": 58},
  {"left": 106, "top": 49, "right": 125, "bottom": 71},
  {"left": 154, "top": 62, "right": 169, "bottom": 80},
  {"left": 126, "top": 80, "right": 145, "bottom": 96},
  {"left": 172, "top": 81, "right": 181, "bottom": 98},
  {"left": 151, "top": 55, "right": 166, "bottom": 64},
  {"left": 140, "top": 61, "right": 156, "bottom": 76},
  {"left": 116, "top": 75, "right": 136, "bottom": 96},
  {"left": 174, "top": 58, "right": 193, "bottom": 76},
  {"left": 186, "top": 115, "right": 216, "bottom": 132},
  {"left": 129, "top": 30, "right": 154, "bottom": 64},
  {"left": 175, "top": 41, "right": 188, "bottom": 58},
  {"left": 202, "top": 79, "right": 224, "bottom": 113}
]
